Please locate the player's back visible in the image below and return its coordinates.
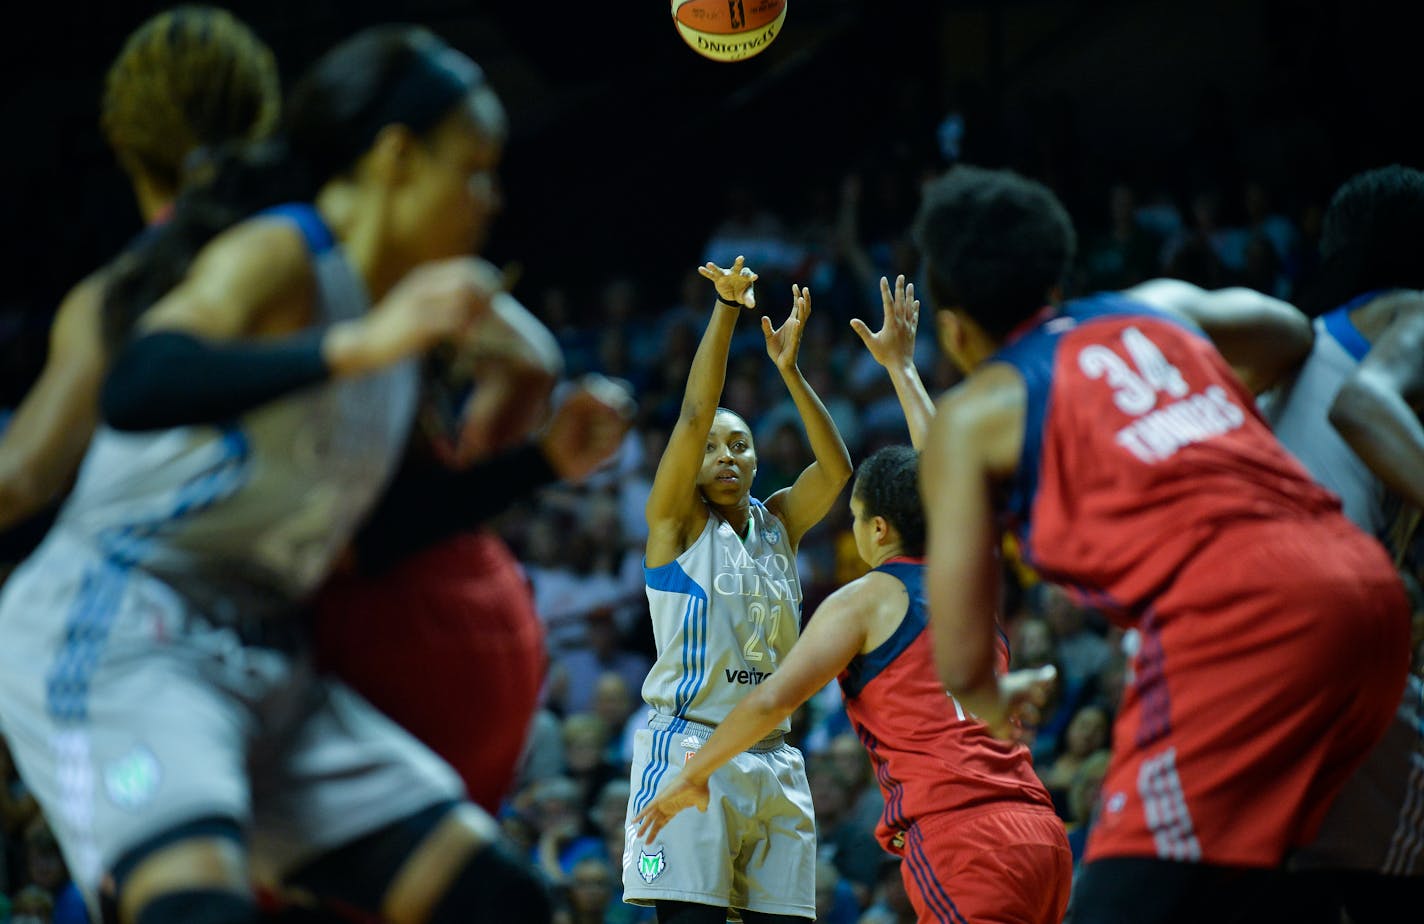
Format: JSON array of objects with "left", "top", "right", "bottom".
[
  {"left": 35, "top": 204, "right": 417, "bottom": 619},
  {"left": 994, "top": 292, "right": 1342, "bottom": 620},
  {"left": 838, "top": 558, "right": 1054, "bottom": 851}
]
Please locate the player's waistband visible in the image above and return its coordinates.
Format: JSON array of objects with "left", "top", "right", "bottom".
[{"left": 646, "top": 713, "right": 786, "bottom": 753}]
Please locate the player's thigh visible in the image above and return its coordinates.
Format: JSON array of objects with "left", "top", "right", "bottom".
[
  {"left": 741, "top": 746, "right": 816, "bottom": 919},
  {"left": 249, "top": 675, "right": 464, "bottom": 887},
  {"left": 0, "top": 558, "right": 252, "bottom": 903}
]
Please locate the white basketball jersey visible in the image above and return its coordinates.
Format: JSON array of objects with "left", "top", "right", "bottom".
[
  {"left": 1262, "top": 305, "right": 1387, "bottom": 538},
  {"left": 49, "top": 204, "right": 417, "bottom": 621},
  {"left": 641, "top": 499, "right": 802, "bottom": 731}
]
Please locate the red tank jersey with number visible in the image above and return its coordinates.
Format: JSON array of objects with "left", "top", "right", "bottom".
[
  {"left": 838, "top": 557, "right": 1054, "bottom": 852},
  {"left": 991, "top": 293, "right": 1341, "bottom": 622}
]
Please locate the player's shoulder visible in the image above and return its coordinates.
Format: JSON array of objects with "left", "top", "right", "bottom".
[
  {"left": 199, "top": 211, "right": 314, "bottom": 276},
  {"left": 53, "top": 270, "right": 110, "bottom": 337},
  {"left": 190, "top": 214, "right": 318, "bottom": 312},
  {"left": 835, "top": 568, "right": 908, "bottom": 613},
  {"left": 936, "top": 364, "right": 1027, "bottom": 424}
]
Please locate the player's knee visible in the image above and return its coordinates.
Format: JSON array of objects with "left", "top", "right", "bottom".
[
  {"left": 132, "top": 889, "right": 257, "bottom": 924},
  {"left": 424, "top": 839, "right": 553, "bottom": 924},
  {"left": 110, "top": 817, "right": 249, "bottom": 924}
]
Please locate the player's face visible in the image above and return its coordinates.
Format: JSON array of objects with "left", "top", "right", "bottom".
[
  {"left": 849, "top": 490, "right": 875, "bottom": 565},
  {"left": 699, "top": 412, "right": 756, "bottom": 503},
  {"left": 398, "top": 88, "right": 506, "bottom": 262}
]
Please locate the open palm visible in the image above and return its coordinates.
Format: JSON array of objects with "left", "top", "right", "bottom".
[
  {"left": 851, "top": 274, "right": 920, "bottom": 369},
  {"left": 763, "top": 284, "right": 811, "bottom": 371}
]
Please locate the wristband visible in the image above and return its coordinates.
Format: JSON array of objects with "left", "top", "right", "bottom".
[{"left": 717, "top": 294, "right": 744, "bottom": 308}]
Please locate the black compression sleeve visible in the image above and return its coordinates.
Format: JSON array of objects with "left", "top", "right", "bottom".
[
  {"left": 102, "top": 330, "right": 329, "bottom": 431},
  {"left": 353, "top": 442, "right": 560, "bottom": 572}
]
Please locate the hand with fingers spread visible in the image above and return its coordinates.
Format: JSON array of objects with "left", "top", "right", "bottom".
[
  {"left": 763, "top": 283, "right": 811, "bottom": 373},
  {"left": 630, "top": 767, "right": 711, "bottom": 845},
  {"left": 849, "top": 274, "right": 934, "bottom": 449},
  {"left": 698, "top": 255, "right": 758, "bottom": 309},
  {"left": 852, "top": 274, "right": 921, "bottom": 371}
]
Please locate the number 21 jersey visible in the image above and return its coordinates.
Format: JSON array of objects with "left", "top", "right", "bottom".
[{"left": 642, "top": 499, "right": 801, "bottom": 731}]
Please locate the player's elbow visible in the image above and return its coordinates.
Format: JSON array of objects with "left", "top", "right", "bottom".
[
  {"left": 1328, "top": 379, "right": 1376, "bottom": 442},
  {"left": 749, "top": 682, "right": 795, "bottom": 721},
  {"left": 933, "top": 647, "right": 980, "bottom": 698},
  {"left": 0, "top": 460, "right": 66, "bottom": 529}
]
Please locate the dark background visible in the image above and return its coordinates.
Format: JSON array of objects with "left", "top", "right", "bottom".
[{"left": 2, "top": 0, "right": 1421, "bottom": 400}]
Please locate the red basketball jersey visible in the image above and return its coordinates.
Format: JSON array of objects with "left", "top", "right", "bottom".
[
  {"left": 992, "top": 294, "right": 1342, "bottom": 623},
  {"left": 837, "top": 557, "right": 1054, "bottom": 853}
]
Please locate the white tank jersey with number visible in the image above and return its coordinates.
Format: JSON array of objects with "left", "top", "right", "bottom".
[
  {"left": 47, "top": 203, "right": 418, "bottom": 621},
  {"left": 641, "top": 498, "right": 802, "bottom": 731}
]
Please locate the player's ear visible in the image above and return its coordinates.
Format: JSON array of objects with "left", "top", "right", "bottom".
[
  {"left": 362, "top": 122, "right": 419, "bottom": 186},
  {"left": 935, "top": 309, "right": 961, "bottom": 355}
]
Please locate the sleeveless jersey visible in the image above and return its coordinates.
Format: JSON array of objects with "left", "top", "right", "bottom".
[
  {"left": 642, "top": 499, "right": 801, "bottom": 731},
  {"left": 49, "top": 204, "right": 418, "bottom": 621},
  {"left": 838, "top": 558, "right": 1054, "bottom": 852},
  {"left": 1262, "top": 296, "right": 1391, "bottom": 541},
  {"left": 991, "top": 292, "right": 1341, "bottom": 623}
]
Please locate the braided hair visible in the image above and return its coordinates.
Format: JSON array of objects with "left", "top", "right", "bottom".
[{"left": 101, "top": 5, "right": 280, "bottom": 193}]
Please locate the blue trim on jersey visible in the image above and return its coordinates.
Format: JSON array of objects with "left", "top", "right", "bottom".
[
  {"left": 907, "top": 825, "right": 969, "bottom": 924},
  {"left": 1133, "top": 606, "right": 1172, "bottom": 748},
  {"left": 258, "top": 203, "right": 337, "bottom": 255},
  {"left": 1321, "top": 297, "right": 1378, "bottom": 363},
  {"left": 645, "top": 559, "right": 710, "bottom": 722},
  {"left": 859, "top": 724, "right": 909, "bottom": 834},
  {"left": 46, "top": 428, "right": 250, "bottom": 723},
  {"left": 634, "top": 728, "right": 674, "bottom": 814},
  {"left": 98, "top": 427, "right": 251, "bottom": 567},
  {"left": 44, "top": 560, "right": 129, "bottom": 723},
  {"left": 988, "top": 292, "right": 1205, "bottom": 539},
  {"left": 841, "top": 561, "right": 926, "bottom": 699}
]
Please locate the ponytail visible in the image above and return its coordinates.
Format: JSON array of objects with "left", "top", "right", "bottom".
[{"left": 101, "top": 25, "right": 485, "bottom": 348}]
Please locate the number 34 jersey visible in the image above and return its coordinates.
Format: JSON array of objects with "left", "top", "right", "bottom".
[
  {"left": 992, "top": 293, "right": 1342, "bottom": 624},
  {"left": 642, "top": 499, "right": 801, "bottom": 732}
]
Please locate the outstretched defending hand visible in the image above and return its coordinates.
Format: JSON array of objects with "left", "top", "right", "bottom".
[
  {"left": 699, "top": 255, "right": 759, "bottom": 309},
  {"left": 851, "top": 274, "right": 920, "bottom": 370},
  {"left": 763, "top": 283, "right": 811, "bottom": 372},
  {"left": 539, "top": 374, "right": 637, "bottom": 483},
  {"left": 630, "top": 767, "right": 711, "bottom": 844}
]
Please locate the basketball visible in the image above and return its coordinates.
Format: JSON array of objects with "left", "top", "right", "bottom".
[{"left": 671, "top": 0, "right": 786, "bottom": 63}]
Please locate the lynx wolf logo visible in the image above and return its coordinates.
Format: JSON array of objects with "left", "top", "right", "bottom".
[{"left": 639, "top": 847, "right": 668, "bottom": 883}]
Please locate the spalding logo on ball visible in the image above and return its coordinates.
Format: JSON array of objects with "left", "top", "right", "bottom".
[{"left": 671, "top": 0, "right": 786, "bottom": 62}]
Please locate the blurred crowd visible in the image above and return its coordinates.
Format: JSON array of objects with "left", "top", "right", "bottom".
[{"left": 0, "top": 81, "right": 1407, "bottom": 924}]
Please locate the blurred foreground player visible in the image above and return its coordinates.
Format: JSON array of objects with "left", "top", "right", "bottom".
[{"left": 916, "top": 165, "right": 1410, "bottom": 924}]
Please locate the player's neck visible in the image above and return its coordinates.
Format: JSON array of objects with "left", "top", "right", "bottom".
[
  {"left": 317, "top": 183, "right": 407, "bottom": 301},
  {"left": 131, "top": 173, "right": 176, "bottom": 226},
  {"left": 867, "top": 543, "right": 906, "bottom": 568},
  {"left": 715, "top": 502, "right": 752, "bottom": 540}
]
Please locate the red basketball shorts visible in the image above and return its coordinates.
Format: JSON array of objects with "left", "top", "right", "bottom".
[
  {"left": 314, "top": 531, "right": 546, "bottom": 812},
  {"left": 1086, "top": 516, "right": 1410, "bottom": 868},
  {"left": 902, "top": 806, "right": 1072, "bottom": 924}
]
